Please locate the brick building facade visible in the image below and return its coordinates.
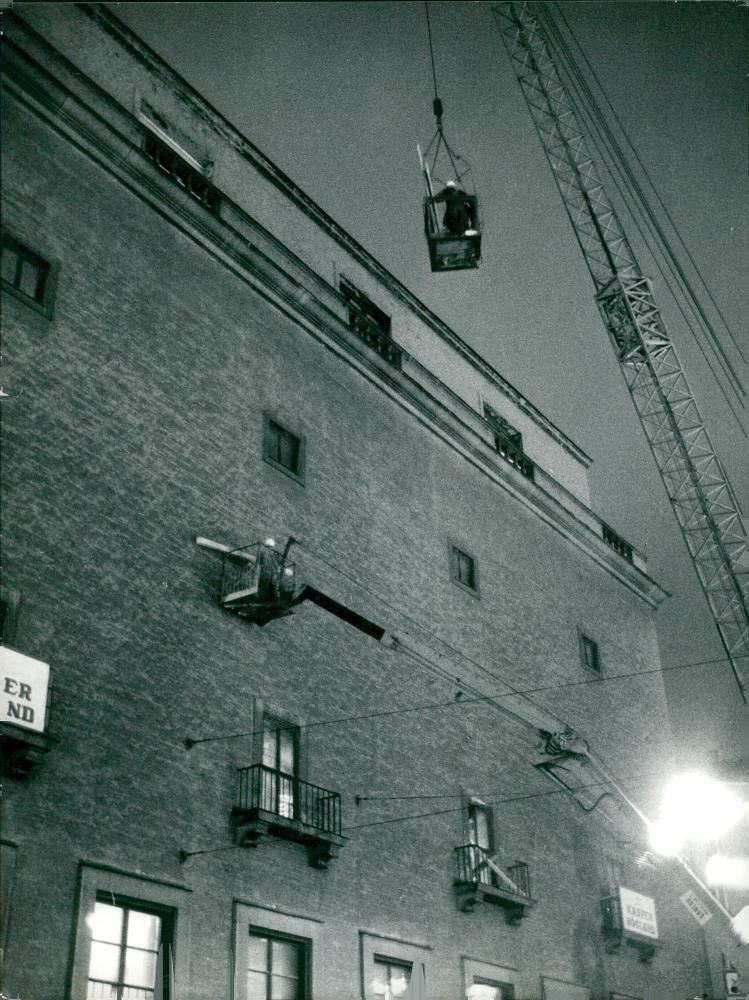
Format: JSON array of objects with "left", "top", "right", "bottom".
[{"left": 0, "top": 5, "right": 729, "bottom": 999}]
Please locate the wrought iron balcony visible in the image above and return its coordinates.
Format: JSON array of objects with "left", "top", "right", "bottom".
[
  {"left": 349, "top": 313, "right": 403, "bottom": 369},
  {"left": 601, "top": 523, "right": 634, "bottom": 564},
  {"left": 454, "top": 844, "right": 535, "bottom": 922},
  {"left": 494, "top": 435, "right": 535, "bottom": 480},
  {"left": 232, "top": 763, "right": 345, "bottom": 868}
]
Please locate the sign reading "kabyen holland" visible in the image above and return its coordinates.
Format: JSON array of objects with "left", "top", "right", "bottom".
[
  {"left": 619, "top": 886, "right": 658, "bottom": 940},
  {"left": 0, "top": 647, "right": 50, "bottom": 733}
]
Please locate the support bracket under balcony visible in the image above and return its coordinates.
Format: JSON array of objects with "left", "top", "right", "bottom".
[
  {"left": 454, "top": 846, "right": 535, "bottom": 924},
  {"left": 231, "top": 808, "right": 345, "bottom": 868}
]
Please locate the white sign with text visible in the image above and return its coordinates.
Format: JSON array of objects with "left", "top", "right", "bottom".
[
  {"left": 619, "top": 887, "right": 658, "bottom": 940},
  {"left": 0, "top": 647, "right": 50, "bottom": 733},
  {"left": 680, "top": 889, "right": 712, "bottom": 927}
]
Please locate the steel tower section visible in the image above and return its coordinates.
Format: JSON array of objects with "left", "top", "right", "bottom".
[{"left": 493, "top": 1, "right": 749, "bottom": 702}]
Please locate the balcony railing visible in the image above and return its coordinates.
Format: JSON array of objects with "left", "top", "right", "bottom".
[
  {"left": 144, "top": 132, "right": 220, "bottom": 212},
  {"left": 233, "top": 764, "right": 344, "bottom": 867},
  {"left": 494, "top": 435, "right": 535, "bottom": 481},
  {"left": 349, "top": 314, "right": 403, "bottom": 369},
  {"left": 454, "top": 844, "right": 534, "bottom": 921},
  {"left": 237, "top": 763, "right": 342, "bottom": 835},
  {"left": 601, "top": 523, "right": 634, "bottom": 564}
]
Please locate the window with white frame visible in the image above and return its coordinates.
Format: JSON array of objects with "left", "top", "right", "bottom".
[
  {"left": 262, "top": 712, "right": 300, "bottom": 819},
  {"left": 233, "top": 901, "right": 320, "bottom": 1000},
  {"left": 247, "top": 929, "right": 309, "bottom": 1000},
  {"left": 469, "top": 977, "right": 515, "bottom": 1000},
  {"left": 371, "top": 957, "right": 412, "bottom": 1000},
  {"left": 360, "top": 932, "right": 430, "bottom": 1000},
  {"left": 68, "top": 863, "right": 190, "bottom": 1000},
  {"left": 461, "top": 958, "right": 517, "bottom": 1000},
  {"left": 86, "top": 893, "right": 174, "bottom": 1000}
]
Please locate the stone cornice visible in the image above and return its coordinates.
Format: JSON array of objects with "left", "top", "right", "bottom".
[
  {"left": 69, "top": 3, "right": 590, "bottom": 466},
  {"left": 1, "top": 26, "right": 665, "bottom": 609}
]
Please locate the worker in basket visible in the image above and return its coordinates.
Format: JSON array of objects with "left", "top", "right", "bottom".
[{"left": 431, "top": 179, "right": 478, "bottom": 237}]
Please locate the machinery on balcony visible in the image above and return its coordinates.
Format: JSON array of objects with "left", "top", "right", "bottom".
[
  {"left": 219, "top": 539, "right": 297, "bottom": 626},
  {"left": 454, "top": 844, "right": 535, "bottom": 922},
  {"left": 231, "top": 763, "right": 345, "bottom": 868}
]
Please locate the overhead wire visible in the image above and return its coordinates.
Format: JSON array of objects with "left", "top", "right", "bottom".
[
  {"left": 184, "top": 648, "right": 745, "bottom": 748},
  {"left": 344, "top": 765, "right": 662, "bottom": 832},
  {"left": 194, "top": 523, "right": 743, "bottom": 750},
  {"left": 542, "top": 2, "right": 746, "bottom": 397},
  {"left": 538, "top": 5, "right": 746, "bottom": 433}
]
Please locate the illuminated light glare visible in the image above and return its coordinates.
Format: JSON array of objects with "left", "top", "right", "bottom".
[
  {"left": 648, "top": 818, "right": 684, "bottom": 857},
  {"left": 284, "top": 567, "right": 294, "bottom": 576},
  {"left": 660, "top": 772, "right": 745, "bottom": 842},
  {"left": 264, "top": 538, "right": 276, "bottom": 547},
  {"left": 706, "top": 855, "right": 749, "bottom": 890},
  {"left": 731, "top": 904, "right": 749, "bottom": 946}
]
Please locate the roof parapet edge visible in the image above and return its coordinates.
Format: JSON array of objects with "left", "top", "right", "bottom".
[{"left": 75, "top": 2, "right": 591, "bottom": 467}]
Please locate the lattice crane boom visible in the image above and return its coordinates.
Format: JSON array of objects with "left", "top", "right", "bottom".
[{"left": 494, "top": 1, "right": 749, "bottom": 702}]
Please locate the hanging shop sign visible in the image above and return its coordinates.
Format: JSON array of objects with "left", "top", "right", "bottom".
[
  {"left": 680, "top": 889, "right": 713, "bottom": 927},
  {"left": 619, "top": 887, "right": 658, "bottom": 940},
  {"left": 0, "top": 647, "right": 49, "bottom": 733}
]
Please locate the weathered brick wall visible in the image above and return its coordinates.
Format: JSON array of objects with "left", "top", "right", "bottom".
[{"left": 1, "top": 22, "right": 708, "bottom": 1000}]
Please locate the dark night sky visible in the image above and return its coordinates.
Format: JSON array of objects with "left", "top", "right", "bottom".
[{"left": 103, "top": 1, "right": 748, "bottom": 758}]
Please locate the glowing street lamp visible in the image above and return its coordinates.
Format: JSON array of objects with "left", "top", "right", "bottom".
[{"left": 648, "top": 773, "right": 745, "bottom": 854}]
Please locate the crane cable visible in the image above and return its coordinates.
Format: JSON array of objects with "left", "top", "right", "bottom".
[
  {"left": 553, "top": 2, "right": 746, "bottom": 371},
  {"left": 543, "top": 3, "right": 745, "bottom": 401},
  {"left": 538, "top": 5, "right": 745, "bottom": 433},
  {"left": 423, "top": 1, "right": 464, "bottom": 183}
]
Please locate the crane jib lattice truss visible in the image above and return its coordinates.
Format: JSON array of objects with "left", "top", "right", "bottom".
[{"left": 493, "top": 1, "right": 749, "bottom": 702}]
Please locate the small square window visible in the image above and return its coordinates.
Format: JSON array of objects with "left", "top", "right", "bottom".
[
  {"left": 450, "top": 544, "right": 479, "bottom": 595},
  {"left": 262, "top": 413, "right": 306, "bottom": 484},
  {"left": 1, "top": 233, "right": 58, "bottom": 317},
  {"left": 580, "top": 633, "right": 600, "bottom": 674}
]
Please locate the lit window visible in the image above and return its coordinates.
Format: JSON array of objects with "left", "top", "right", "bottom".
[
  {"left": 247, "top": 930, "right": 308, "bottom": 1000},
  {"left": 86, "top": 894, "right": 173, "bottom": 1000},
  {"left": 372, "top": 957, "right": 412, "bottom": 1000},
  {"left": 263, "top": 413, "right": 306, "bottom": 483},
  {"left": 1, "top": 233, "right": 57, "bottom": 316},
  {"left": 450, "top": 545, "right": 478, "bottom": 594},
  {"left": 580, "top": 633, "right": 600, "bottom": 674},
  {"left": 262, "top": 713, "right": 300, "bottom": 819},
  {"left": 470, "top": 978, "right": 515, "bottom": 1000}
]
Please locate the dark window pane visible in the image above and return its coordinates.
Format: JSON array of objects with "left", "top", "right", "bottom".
[
  {"left": 452, "top": 547, "right": 476, "bottom": 590},
  {"left": 582, "top": 636, "right": 600, "bottom": 672},
  {"left": 1, "top": 245, "right": 18, "bottom": 284},
  {"left": 268, "top": 421, "right": 300, "bottom": 473},
  {"left": 18, "top": 258, "right": 45, "bottom": 300}
]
